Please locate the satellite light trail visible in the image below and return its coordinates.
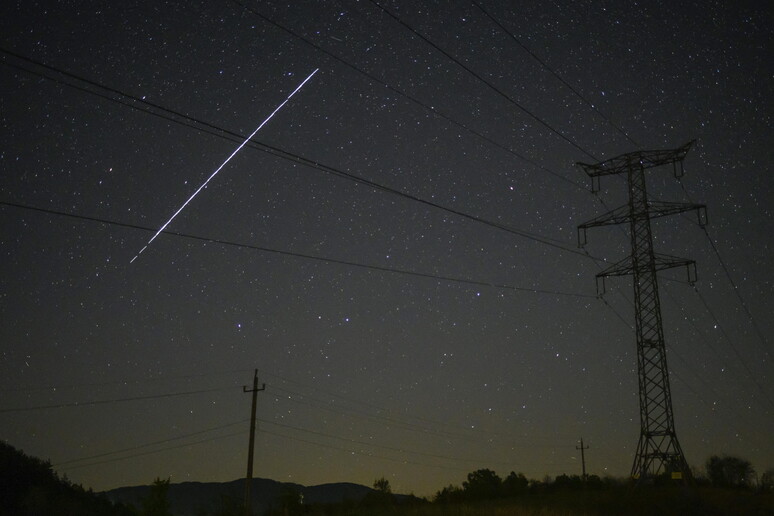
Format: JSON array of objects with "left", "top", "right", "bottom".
[{"left": 130, "top": 68, "right": 320, "bottom": 263}]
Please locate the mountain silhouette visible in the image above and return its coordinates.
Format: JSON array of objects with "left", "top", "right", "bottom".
[{"left": 102, "top": 477, "right": 378, "bottom": 515}]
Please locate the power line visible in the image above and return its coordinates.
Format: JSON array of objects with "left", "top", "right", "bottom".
[
  {"left": 469, "top": 0, "right": 639, "bottom": 148},
  {"left": 6, "top": 20, "right": 737, "bottom": 384},
  {"left": 52, "top": 404, "right": 572, "bottom": 475},
  {"left": 129, "top": 67, "right": 319, "bottom": 264},
  {"left": 259, "top": 427, "right": 465, "bottom": 474},
  {"left": 3, "top": 6, "right": 767, "bottom": 484},
  {"left": 258, "top": 417, "right": 515, "bottom": 468},
  {"left": 472, "top": 1, "right": 754, "bottom": 413},
  {"left": 0, "top": 49, "right": 598, "bottom": 262},
  {"left": 239, "top": 0, "right": 774, "bottom": 440},
  {"left": 1, "top": 201, "right": 596, "bottom": 299},
  {"left": 591, "top": 216, "right": 774, "bottom": 437},
  {"left": 597, "top": 282, "right": 774, "bottom": 455},
  {"left": 660, "top": 284, "right": 764, "bottom": 412},
  {"left": 675, "top": 179, "right": 771, "bottom": 359},
  {"left": 691, "top": 284, "right": 774, "bottom": 411},
  {"left": 54, "top": 411, "right": 572, "bottom": 474},
  {"left": 366, "top": 0, "right": 599, "bottom": 162},
  {"left": 347, "top": 1, "right": 643, "bottom": 277},
  {"left": 599, "top": 296, "right": 704, "bottom": 405},
  {"left": 0, "top": 367, "right": 255, "bottom": 394},
  {"left": 597, "top": 266, "right": 748, "bottom": 412},
  {"left": 265, "top": 375, "right": 473, "bottom": 439},
  {"left": 225, "top": 0, "right": 587, "bottom": 191},
  {"left": 269, "top": 384, "right": 471, "bottom": 440},
  {"left": 412, "top": 1, "right": 706, "bottom": 317},
  {"left": 54, "top": 418, "right": 249, "bottom": 467},
  {"left": 343, "top": 4, "right": 769, "bottom": 393},
  {"left": 56, "top": 430, "right": 246, "bottom": 471},
  {"left": 57, "top": 422, "right": 467, "bottom": 474},
  {"left": 0, "top": 386, "right": 232, "bottom": 413},
  {"left": 10, "top": 7, "right": 760, "bottom": 417},
  {"left": 700, "top": 226, "right": 771, "bottom": 359},
  {"left": 54, "top": 415, "right": 468, "bottom": 474},
  {"left": 264, "top": 372, "right": 577, "bottom": 448},
  {"left": 259, "top": 426, "right": 576, "bottom": 474}
]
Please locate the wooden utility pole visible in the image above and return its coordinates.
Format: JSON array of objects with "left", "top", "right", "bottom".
[
  {"left": 576, "top": 438, "right": 589, "bottom": 481},
  {"left": 243, "top": 369, "right": 265, "bottom": 516}
]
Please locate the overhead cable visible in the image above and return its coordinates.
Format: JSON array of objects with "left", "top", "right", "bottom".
[
  {"left": 0, "top": 386, "right": 232, "bottom": 413},
  {"left": 225, "top": 0, "right": 587, "bottom": 190},
  {"left": 1, "top": 201, "right": 597, "bottom": 299},
  {"left": 470, "top": 0, "right": 639, "bottom": 147},
  {"left": 0, "top": 49, "right": 598, "bottom": 262},
  {"left": 366, "top": 0, "right": 599, "bottom": 162}
]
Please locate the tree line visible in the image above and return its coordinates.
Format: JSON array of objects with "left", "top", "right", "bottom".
[{"left": 2, "top": 439, "right": 773, "bottom": 516}]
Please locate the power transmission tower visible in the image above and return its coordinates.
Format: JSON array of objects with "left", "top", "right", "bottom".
[
  {"left": 243, "top": 369, "right": 265, "bottom": 516},
  {"left": 576, "top": 141, "right": 706, "bottom": 483},
  {"left": 576, "top": 438, "right": 589, "bottom": 481}
]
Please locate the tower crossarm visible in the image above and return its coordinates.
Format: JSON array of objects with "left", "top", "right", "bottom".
[
  {"left": 596, "top": 254, "right": 636, "bottom": 278},
  {"left": 577, "top": 202, "right": 705, "bottom": 248},
  {"left": 593, "top": 253, "right": 696, "bottom": 295},
  {"left": 592, "top": 255, "right": 637, "bottom": 296},
  {"left": 596, "top": 253, "right": 695, "bottom": 278},
  {"left": 577, "top": 141, "right": 694, "bottom": 178},
  {"left": 653, "top": 253, "right": 696, "bottom": 273},
  {"left": 579, "top": 204, "right": 630, "bottom": 229},
  {"left": 577, "top": 205, "right": 630, "bottom": 246},
  {"left": 648, "top": 201, "right": 707, "bottom": 225}
]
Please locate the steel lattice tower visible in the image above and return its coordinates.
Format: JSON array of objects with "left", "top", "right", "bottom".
[{"left": 577, "top": 141, "right": 706, "bottom": 482}]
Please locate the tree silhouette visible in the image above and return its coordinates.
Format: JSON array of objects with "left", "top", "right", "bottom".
[
  {"left": 761, "top": 468, "right": 774, "bottom": 492},
  {"left": 706, "top": 455, "right": 755, "bottom": 488},
  {"left": 373, "top": 477, "right": 392, "bottom": 494},
  {"left": 501, "top": 471, "right": 528, "bottom": 497},
  {"left": 553, "top": 474, "right": 583, "bottom": 489},
  {"left": 361, "top": 477, "right": 395, "bottom": 507},
  {"left": 140, "top": 477, "right": 172, "bottom": 516},
  {"left": 433, "top": 484, "right": 464, "bottom": 504},
  {"left": 462, "top": 469, "right": 502, "bottom": 500},
  {"left": 0, "top": 441, "right": 134, "bottom": 516},
  {"left": 275, "top": 487, "right": 303, "bottom": 516}
]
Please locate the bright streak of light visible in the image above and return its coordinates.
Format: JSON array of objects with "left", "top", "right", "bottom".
[{"left": 130, "top": 68, "right": 320, "bottom": 263}]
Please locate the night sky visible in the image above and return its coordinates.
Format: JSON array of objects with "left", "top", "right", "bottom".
[{"left": 1, "top": 0, "right": 772, "bottom": 497}]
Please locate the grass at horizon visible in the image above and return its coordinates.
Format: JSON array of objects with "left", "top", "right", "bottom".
[{"left": 313, "top": 487, "right": 773, "bottom": 516}]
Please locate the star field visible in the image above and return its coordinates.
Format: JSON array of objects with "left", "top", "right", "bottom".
[{"left": 1, "top": 0, "right": 772, "bottom": 497}]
